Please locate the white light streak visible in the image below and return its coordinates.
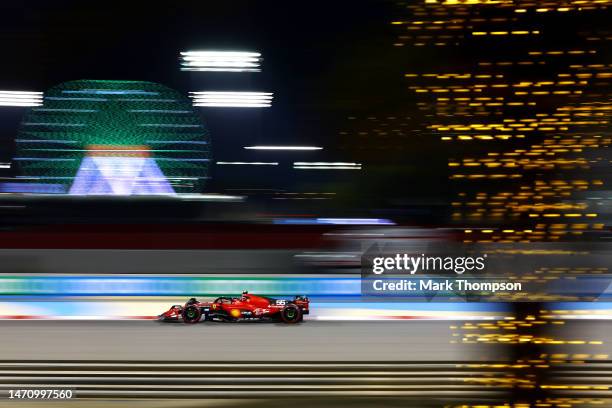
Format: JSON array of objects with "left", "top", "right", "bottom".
[
  {"left": 175, "top": 193, "right": 244, "bottom": 201},
  {"left": 190, "top": 91, "right": 273, "bottom": 108},
  {"left": 217, "top": 161, "right": 278, "bottom": 165},
  {"left": 293, "top": 161, "right": 361, "bottom": 170},
  {"left": 294, "top": 166, "right": 361, "bottom": 170},
  {"left": 0, "top": 91, "right": 43, "bottom": 107},
  {"left": 244, "top": 146, "right": 322, "bottom": 151},
  {"left": 294, "top": 162, "right": 360, "bottom": 166},
  {"left": 180, "top": 51, "right": 262, "bottom": 72}
]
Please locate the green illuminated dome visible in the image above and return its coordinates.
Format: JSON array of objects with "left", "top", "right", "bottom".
[{"left": 16, "top": 79, "right": 211, "bottom": 193}]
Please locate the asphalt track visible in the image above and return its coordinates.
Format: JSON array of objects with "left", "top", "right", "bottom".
[
  {"left": 0, "top": 320, "right": 611, "bottom": 405},
  {"left": 2, "top": 320, "right": 609, "bottom": 361},
  {"left": 1, "top": 360, "right": 611, "bottom": 400},
  {"left": 0, "top": 360, "right": 512, "bottom": 400},
  {"left": 0, "top": 320, "right": 503, "bottom": 362}
]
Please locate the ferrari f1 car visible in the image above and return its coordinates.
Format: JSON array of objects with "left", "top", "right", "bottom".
[{"left": 158, "top": 291, "right": 309, "bottom": 324}]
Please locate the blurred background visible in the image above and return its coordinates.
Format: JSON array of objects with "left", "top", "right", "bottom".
[{"left": 0, "top": 0, "right": 610, "bottom": 407}]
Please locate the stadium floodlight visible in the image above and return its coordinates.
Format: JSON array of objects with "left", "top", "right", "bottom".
[
  {"left": 0, "top": 91, "right": 43, "bottom": 107},
  {"left": 190, "top": 91, "right": 273, "bottom": 107},
  {"left": 244, "top": 146, "right": 322, "bottom": 151},
  {"left": 293, "top": 161, "right": 361, "bottom": 170},
  {"left": 180, "top": 51, "right": 262, "bottom": 72}
]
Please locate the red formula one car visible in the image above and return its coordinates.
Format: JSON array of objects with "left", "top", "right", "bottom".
[{"left": 158, "top": 291, "right": 309, "bottom": 324}]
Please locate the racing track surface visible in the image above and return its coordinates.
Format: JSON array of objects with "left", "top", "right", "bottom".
[
  {"left": 2, "top": 320, "right": 609, "bottom": 361},
  {"left": 0, "top": 320, "right": 503, "bottom": 362},
  {"left": 0, "top": 320, "right": 611, "bottom": 405}
]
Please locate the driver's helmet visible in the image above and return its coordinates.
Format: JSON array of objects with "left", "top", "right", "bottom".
[{"left": 240, "top": 290, "right": 249, "bottom": 301}]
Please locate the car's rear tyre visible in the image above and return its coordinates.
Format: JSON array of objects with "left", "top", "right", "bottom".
[
  {"left": 182, "top": 306, "right": 202, "bottom": 324},
  {"left": 280, "top": 304, "right": 302, "bottom": 324}
]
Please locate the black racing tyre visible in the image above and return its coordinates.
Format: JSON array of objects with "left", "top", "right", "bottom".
[
  {"left": 280, "top": 304, "right": 302, "bottom": 324},
  {"left": 182, "top": 306, "right": 202, "bottom": 324}
]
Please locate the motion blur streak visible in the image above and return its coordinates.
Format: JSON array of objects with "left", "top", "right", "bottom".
[
  {"left": 0, "top": 299, "right": 507, "bottom": 321},
  {"left": 0, "top": 360, "right": 511, "bottom": 399},
  {"left": 0, "top": 90, "right": 43, "bottom": 106},
  {"left": 180, "top": 51, "right": 262, "bottom": 72},
  {"left": 293, "top": 162, "right": 362, "bottom": 170},
  {"left": 216, "top": 162, "right": 278, "bottom": 166},
  {"left": 190, "top": 92, "right": 273, "bottom": 108},
  {"left": 273, "top": 218, "right": 393, "bottom": 225},
  {"left": 243, "top": 146, "right": 322, "bottom": 150}
]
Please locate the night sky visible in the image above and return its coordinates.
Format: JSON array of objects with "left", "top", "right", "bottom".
[
  {"left": 0, "top": 1, "right": 453, "bottom": 220},
  {"left": 0, "top": 1, "right": 395, "bottom": 169}
]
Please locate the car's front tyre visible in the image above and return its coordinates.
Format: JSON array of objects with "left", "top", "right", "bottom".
[{"left": 182, "top": 306, "right": 202, "bottom": 324}]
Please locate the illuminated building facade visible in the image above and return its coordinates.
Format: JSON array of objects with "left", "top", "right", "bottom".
[
  {"left": 398, "top": 0, "right": 611, "bottom": 242},
  {"left": 68, "top": 145, "right": 175, "bottom": 195},
  {"left": 15, "top": 80, "right": 211, "bottom": 194},
  {"left": 342, "top": 0, "right": 610, "bottom": 241}
]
